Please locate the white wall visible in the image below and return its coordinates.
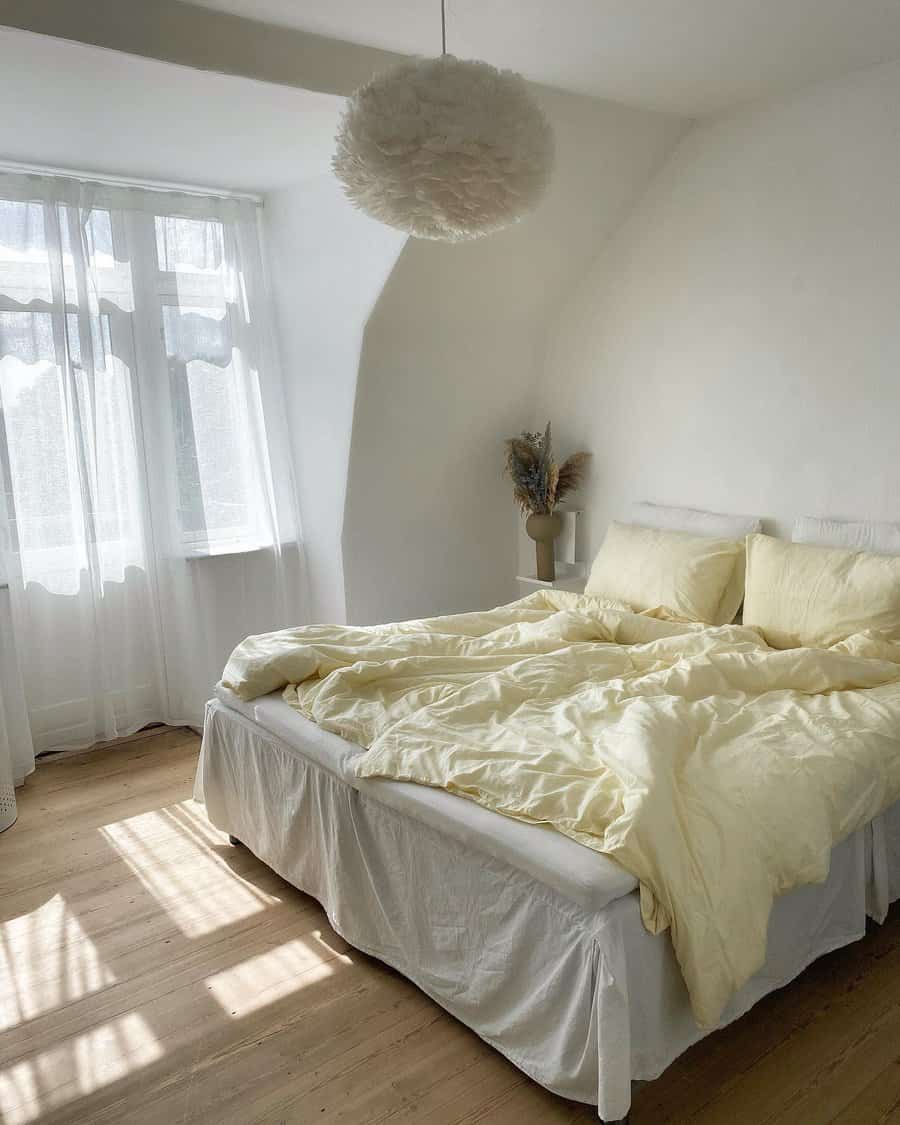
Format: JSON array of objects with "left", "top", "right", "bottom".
[
  {"left": 539, "top": 58, "right": 900, "bottom": 559},
  {"left": 0, "top": 28, "right": 340, "bottom": 192},
  {"left": 343, "top": 91, "right": 681, "bottom": 623},
  {"left": 263, "top": 176, "right": 405, "bottom": 622}
]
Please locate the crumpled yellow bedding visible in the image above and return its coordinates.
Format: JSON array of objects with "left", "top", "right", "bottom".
[{"left": 222, "top": 590, "right": 900, "bottom": 1027}]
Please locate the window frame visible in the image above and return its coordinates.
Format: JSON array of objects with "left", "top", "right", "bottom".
[{"left": 0, "top": 191, "right": 273, "bottom": 564}]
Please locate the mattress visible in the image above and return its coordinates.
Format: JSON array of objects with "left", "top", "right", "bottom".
[{"left": 215, "top": 684, "right": 639, "bottom": 914}]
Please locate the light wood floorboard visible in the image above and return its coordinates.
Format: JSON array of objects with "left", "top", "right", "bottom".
[{"left": 1, "top": 732, "right": 897, "bottom": 1124}]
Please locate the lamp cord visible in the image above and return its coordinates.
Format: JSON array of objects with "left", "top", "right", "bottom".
[{"left": 441, "top": 0, "right": 447, "bottom": 54}]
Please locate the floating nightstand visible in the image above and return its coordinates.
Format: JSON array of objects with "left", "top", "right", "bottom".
[{"left": 515, "top": 572, "right": 587, "bottom": 593}]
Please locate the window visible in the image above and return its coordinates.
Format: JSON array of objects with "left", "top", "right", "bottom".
[
  {"left": 154, "top": 215, "right": 265, "bottom": 552},
  {"left": 0, "top": 178, "right": 276, "bottom": 589}
]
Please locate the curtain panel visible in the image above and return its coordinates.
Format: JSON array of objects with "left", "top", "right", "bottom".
[{"left": 0, "top": 172, "right": 305, "bottom": 761}]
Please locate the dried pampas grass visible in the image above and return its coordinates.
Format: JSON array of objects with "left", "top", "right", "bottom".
[{"left": 504, "top": 423, "right": 589, "bottom": 515}]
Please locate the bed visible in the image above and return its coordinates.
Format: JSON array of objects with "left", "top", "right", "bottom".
[
  {"left": 193, "top": 509, "right": 900, "bottom": 1121},
  {"left": 195, "top": 687, "right": 900, "bottom": 1122}
]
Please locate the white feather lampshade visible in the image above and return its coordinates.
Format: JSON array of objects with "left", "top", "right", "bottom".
[{"left": 333, "top": 55, "right": 555, "bottom": 242}]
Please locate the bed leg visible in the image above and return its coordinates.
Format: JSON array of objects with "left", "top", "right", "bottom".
[{"left": 228, "top": 834, "right": 243, "bottom": 847}]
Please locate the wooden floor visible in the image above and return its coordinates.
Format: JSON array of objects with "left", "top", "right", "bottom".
[{"left": 1, "top": 733, "right": 898, "bottom": 1125}]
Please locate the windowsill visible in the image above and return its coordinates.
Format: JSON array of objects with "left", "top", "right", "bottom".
[
  {"left": 0, "top": 548, "right": 295, "bottom": 577},
  {"left": 184, "top": 545, "right": 266, "bottom": 561},
  {"left": 183, "top": 540, "right": 296, "bottom": 562}
]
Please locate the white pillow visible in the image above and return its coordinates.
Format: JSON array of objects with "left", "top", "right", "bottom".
[
  {"left": 793, "top": 515, "right": 900, "bottom": 556},
  {"left": 631, "top": 502, "right": 763, "bottom": 623},
  {"left": 631, "top": 501, "right": 762, "bottom": 539}
]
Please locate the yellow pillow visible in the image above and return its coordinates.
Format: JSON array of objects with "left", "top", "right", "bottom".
[
  {"left": 585, "top": 522, "right": 744, "bottom": 625},
  {"left": 743, "top": 533, "right": 900, "bottom": 648}
]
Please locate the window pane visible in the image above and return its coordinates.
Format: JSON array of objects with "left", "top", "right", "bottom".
[
  {"left": 0, "top": 200, "right": 52, "bottom": 305},
  {"left": 59, "top": 206, "right": 135, "bottom": 313},
  {"left": 0, "top": 199, "right": 45, "bottom": 254},
  {"left": 65, "top": 311, "right": 112, "bottom": 370},
  {"left": 0, "top": 319, "right": 79, "bottom": 564},
  {"left": 0, "top": 308, "right": 143, "bottom": 588},
  {"left": 72, "top": 337, "right": 144, "bottom": 575},
  {"left": 161, "top": 305, "right": 230, "bottom": 366},
  {"left": 59, "top": 206, "right": 115, "bottom": 266},
  {"left": 162, "top": 305, "right": 257, "bottom": 547},
  {"left": 179, "top": 359, "right": 253, "bottom": 544},
  {"left": 0, "top": 363, "right": 73, "bottom": 555},
  {"left": 0, "top": 310, "right": 55, "bottom": 365},
  {"left": 85, "top": 209, "right": 115, "bottom": 263},
  {"left": 155, "top": 215, "right": 224, "bottom": 274}
]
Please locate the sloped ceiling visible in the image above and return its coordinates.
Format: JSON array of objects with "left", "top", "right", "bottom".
[{"left": 189, "top": 0, "right": 900, "bottom": 115}]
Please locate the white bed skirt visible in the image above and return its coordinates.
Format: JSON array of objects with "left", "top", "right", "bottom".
[{"left": 195, "top": 699, "right": 898, "bottom": 1122}]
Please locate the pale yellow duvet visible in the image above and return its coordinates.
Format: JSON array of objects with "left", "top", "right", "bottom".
[{"left": 222, "top": 590, "right": 900, "bottom": 1028}]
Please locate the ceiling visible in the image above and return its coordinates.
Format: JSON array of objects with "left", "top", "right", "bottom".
[{"left": 189, "top": 0, "right": 900, "bottom": 116}]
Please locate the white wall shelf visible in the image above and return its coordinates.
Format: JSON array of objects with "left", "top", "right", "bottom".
[{"left": 515, "top": 573, "right": 587, "bottom": 593}]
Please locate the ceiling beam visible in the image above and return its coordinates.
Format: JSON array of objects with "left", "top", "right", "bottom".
[{"left": 0, "top": 0, "right": 406, "bottom": 97}]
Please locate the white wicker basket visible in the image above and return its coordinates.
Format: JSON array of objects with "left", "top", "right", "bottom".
[{"left": 0, "top": 717, "right": 17, "bottom": 833}]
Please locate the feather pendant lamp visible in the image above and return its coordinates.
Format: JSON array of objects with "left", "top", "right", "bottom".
[{"left": 332, "top": 1, "right": 555, "bottom": 242}]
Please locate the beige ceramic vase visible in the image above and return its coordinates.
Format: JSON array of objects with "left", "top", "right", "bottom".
[{"left": 525, "top": 512, "right": 563, "bottom": 582}]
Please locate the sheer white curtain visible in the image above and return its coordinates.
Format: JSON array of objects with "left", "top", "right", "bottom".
[{"left": 0, "top": 171, "right": 304, "bottom": 759}]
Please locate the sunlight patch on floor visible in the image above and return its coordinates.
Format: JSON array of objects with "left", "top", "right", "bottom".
[
  {"left": 168, "top": 799, "right": 233, "bottom": 849},
  {"left": 0, "top": 895, "right": 117, "bottom": 1032},
  {"left": 205, "top": 934, "right": 350, "bottom": 1019},
  {"left": 100, "top": 806, "right": 273, "bottom": 937},
  {"left": 0, "top": 1011, "right": 162, "bottom": 1124}
]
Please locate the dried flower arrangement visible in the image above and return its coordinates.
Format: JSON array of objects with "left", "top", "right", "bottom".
[
  {"left": 505, "top": 423, "right": 590, "bottom": 582},
  {"left": 504, "top": 422, "right": 589, "bottom": 516}
]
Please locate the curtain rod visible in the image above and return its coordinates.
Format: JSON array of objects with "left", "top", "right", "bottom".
[{"left": 0, "top": 159, "right": 264, "bottom": 204}]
